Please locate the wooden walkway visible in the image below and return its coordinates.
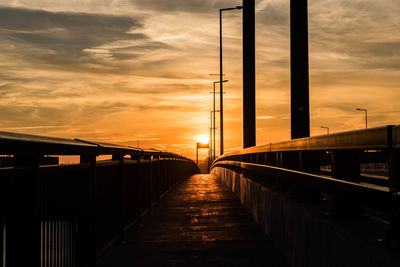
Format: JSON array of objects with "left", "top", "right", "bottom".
[{"left": 97, "top": 174, "right": 288, "bottom": 266}]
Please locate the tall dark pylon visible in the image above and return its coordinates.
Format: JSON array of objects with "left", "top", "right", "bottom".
[
  {"left": 243, "top": 0, "right": 256, "bottom": 148},
  {"left": 290, "top": 0, "right": 310, "bottom": 139}
]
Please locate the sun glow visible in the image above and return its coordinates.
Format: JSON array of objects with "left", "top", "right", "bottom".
[{"left": 198, "top": 135, "right": 209, "bottom": 145}]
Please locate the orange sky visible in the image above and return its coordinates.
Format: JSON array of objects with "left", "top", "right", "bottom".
[{"left": 0, "top": 0, "right": 399, "bottom": 160}]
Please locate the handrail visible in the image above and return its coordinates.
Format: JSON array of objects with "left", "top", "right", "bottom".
[
  {"left": 0, "top": 131, "right": 188, "bottom": 160},
  {"left": 0, "top": 131, "right": 198, "bottom": 266},
  {"left": 211, "top": 125, "right": 400, "bottom": 193},
  {"left": 210, "top": 125, "right": 400, "bottom": 246},
  {"left": 215, "top": 126, "right": 394, "bottom": 161}
]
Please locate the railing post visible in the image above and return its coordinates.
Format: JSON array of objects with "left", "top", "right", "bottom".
[
  {"left": 388, "top": 149, "right": 400, "bottom": 192},
  {"left": 148, "top": 156, "right": 153, "bottom": 213},
  {"left": 281, "top": 151, "right": 300, "bottom": 170},
  {"left": 136, "top": 155, "right": 145, "bottom": 220},
  {"left": 6, "top": 155, "right": 42, "bottom": 266},
  {"left": 388, "top": 126, "right": 400, "bottom": 245},
  {"left": 155, "top": 155, "right": 161, "bottom": 203},
  {"left": 168, "top": 158, "right": 172, "bottom": 191},
  {"left": 266, "top": 152, "right": 276, "bottom": 166},
  {"left": 299, "top": 151, "right": 320, "bottom": 173},
  {"left": 112, "top": 154, "right": 125, "bottom": 242},
  {"left": 331, "top": 150, "right": 360, "bottom": 180},
  {"left": 77, "top": 154, "right": 97, "bottom": 267}
]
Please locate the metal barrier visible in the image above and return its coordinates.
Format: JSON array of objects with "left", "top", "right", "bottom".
[
  {"left": 0, "top": 131, "right": 199, "bottom": 266},
  {"left": 211, "top": 125, "right": 400, "bottom": 244}
]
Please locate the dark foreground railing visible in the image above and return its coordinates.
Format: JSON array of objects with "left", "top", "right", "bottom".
[
  {"left": 0, "top": 131, "right": 199, "bottom": 267},
  {"left": 211, "top": 125, "right": 400, "bottom": 244}
]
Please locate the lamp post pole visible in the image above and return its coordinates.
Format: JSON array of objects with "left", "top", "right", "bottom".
[
  {"left": 321, "top": 126, "right": 330, "bottom": 135},
  {"left": 196, "top": 143, "right": 199, "bottom": 165},
  {"left": 208, "top": 111, "right": 212, "bottom": 161},
  {"left": 211, "top": 110, "right": 220, "bottom": 161},
  {"left": 356, "top": 108, "right": 368, "bottom": 128},
  {"left": 212, "top": 80, "right": 228, "bottom": 160},
  {"left": 219, "top": 6, "right": 242, "bottom": 155}
]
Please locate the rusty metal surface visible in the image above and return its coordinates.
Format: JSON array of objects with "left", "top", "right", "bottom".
[{"left": 97, "top": 174, "right": 288, "bottom": 266}]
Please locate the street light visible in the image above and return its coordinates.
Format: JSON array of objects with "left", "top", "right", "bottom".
[
  {"left": 219, "top": 5, "right": 242, "bottom": 155},
  {"left": 196, "top": 142, "right": 209, "bottom": 166},
  {"left": 320, "top": 126, "right": 330, "bottom": 135},
  {"left": 209, "top": 111, "right": 213, "bottom": 162},
  {"left": 212, "top": 80, "right": 228, "bottom": 160},
  {"left": 356, "top": 108, "right": 368, "bottom": 128},
  {"left": 211, "top": 109, "right": 220, "bottom": 161}
]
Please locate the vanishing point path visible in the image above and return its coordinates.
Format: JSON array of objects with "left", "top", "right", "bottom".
[{"left": 98, "top": 174, "right": 288, "bottom": 266}]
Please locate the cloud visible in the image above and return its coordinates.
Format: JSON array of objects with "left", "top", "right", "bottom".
[
  {"left": 256, "top": 0, "right": 289, "bottom": 27},
  {"left": 0, "top": 7, "right": 148, "bottom": 68},
  {"left": 308, "top": 0, "right": 400, "bottom": 70},
  {"left": 129, "top": 0, "right": 243, "bottom": 13},
  {"left": 257, "top": 116, "right": 275, "bottom": 120}
]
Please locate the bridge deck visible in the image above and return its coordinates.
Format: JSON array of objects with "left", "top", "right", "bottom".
[{"left": 98, "top": 174, "right": 288, "bottom": 266}]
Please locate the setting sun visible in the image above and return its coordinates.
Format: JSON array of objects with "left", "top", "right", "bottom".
[{"left": 198, "top": 135, "right": 209, "bottom": 145}]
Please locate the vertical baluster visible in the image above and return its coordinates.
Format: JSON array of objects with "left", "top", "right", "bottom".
[
  {"left": 73, "top": 219, "right": 76, "bottom": 267},
  {"left": 50, "top": 220, "right": 53, "bottom": 267},
  {"left": 53, "top": 220, "right": 56, "bottom": 267},
  {"left": 59, "top": 220, "right": 62, "bottom": 267},
  {"left": 44, "top": 220, "right": 47, "bottom": 267},
  {"left": 70, "top": 220, "right": 73, "bottom": 267},
  {"left": 42, "top": 220, "right": 47, "bottom": 267},
  {"left": 2, "top": 223, "right": 6, "bottom": 267},
  {"left": 69, "top": 219, "right": 72, "bottom": 267},
  {"left": 66, "top": 220, "right": 69, "bottom": 267},
  {"left": 60, "top": 219, "right": 65, "bottom": 267},
  {"left": 40, "top": 221, "right": 43, "bottom": 267},
  {"left": 56, "top": 220, "right": 59, "bottom": 267}
]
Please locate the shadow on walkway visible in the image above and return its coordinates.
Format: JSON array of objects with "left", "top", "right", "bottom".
[{"left": 98, "top": 174, "right": 288, "bottom": 266}]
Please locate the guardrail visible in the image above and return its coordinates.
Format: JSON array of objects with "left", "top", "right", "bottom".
[
  {"left": 0, "top": 131, "right": 199, "bottom": 266},
  {"left": 211, "top": 125, "right": 400, "bottom": 244}
]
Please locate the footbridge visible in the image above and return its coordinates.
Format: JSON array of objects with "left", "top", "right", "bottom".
[{"left": 1, "top": 126, "right": 400, "bottom": 266}]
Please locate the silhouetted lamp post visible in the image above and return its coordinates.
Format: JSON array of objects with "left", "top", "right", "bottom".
[
  {"left": 320, "top": 126, "right": 330, "bottom": 135},
  {"left": 211, "top": 109, "right": 220, "bottom": 161},
  {"left": 196, "top": 142, "right": 210, "bottom": 165},
  {"left": 356, "top": 108, "right": 368, "bottom": 128},
  {"left": 212, "top": 80, "right": 228, "bottom": 159},
  {"left": 209, "top": 111, "right": 213, "bottom": 161},
  {"left": 220, "top": 5, "right": 242, "bottom": 155}
]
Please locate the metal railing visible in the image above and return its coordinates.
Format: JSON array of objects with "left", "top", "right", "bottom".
[
  {"left": 0, "top": 131, "right": 199, "bottom": 267},
  {"left": 211, "top": 125, "right": 400, "bottom": 244}
]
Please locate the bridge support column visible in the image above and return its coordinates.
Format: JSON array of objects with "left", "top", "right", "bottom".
[
  {"left": 290, "top": 0, "right": 310, "bottom": 139},
  {"left": 243, "top": 0, "right": 256, "bottom": 148}
]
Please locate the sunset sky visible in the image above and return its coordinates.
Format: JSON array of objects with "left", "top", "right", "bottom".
[{"left": 0, "top": 0, "right": 399, "bottom": 160}]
